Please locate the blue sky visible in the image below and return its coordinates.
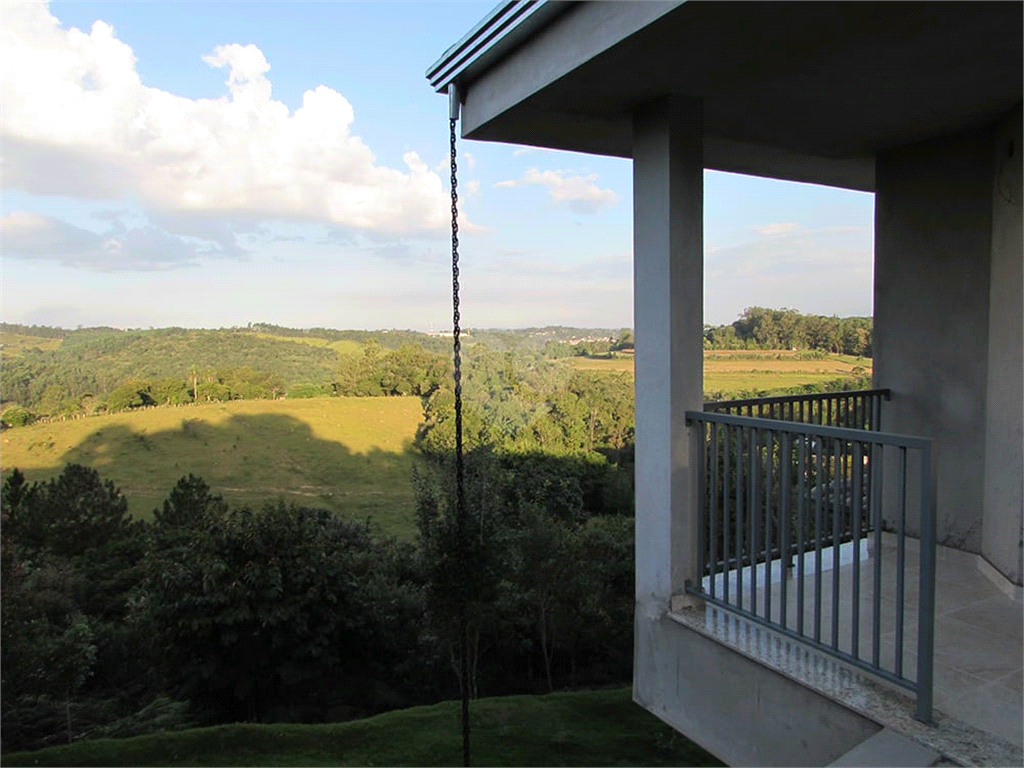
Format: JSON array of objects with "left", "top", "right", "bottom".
[{"left": 1, "top": 0, "right": 875, "bottom": 331}]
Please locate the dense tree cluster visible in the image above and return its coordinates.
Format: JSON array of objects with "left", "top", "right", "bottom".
[
  {"left": 704, "top": 307, "right": 872, "bottom": 356},
  {"left": 2, "top": 466, "right": 152, "bottom": 749},
  {"left": 1, "top": 457, "right": 635, "bottom": 753},
  {"left": 335, "top": 342, "right": 451, "bottom": 398},
  {"left": 144, "top": 486, "right": 427, "bottom": 724},
  {"left": 417, "top": 346, "right": 635, "bottom": 462},
  {"left": 415, "top": 449, "right": 634, "bottom": 699}
]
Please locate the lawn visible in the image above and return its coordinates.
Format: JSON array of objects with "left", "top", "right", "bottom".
[
  {"left": 1, "top": 688, "right": 722, "bottom": 767},
  {"left": 0, "top": 396, "right": 425, "bottom": 538}
]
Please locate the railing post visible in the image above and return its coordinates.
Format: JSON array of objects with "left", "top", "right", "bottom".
[
  {"left": 693, "top": 419, "right": 707, "bottom": 599},
  {"left": 915, "top": 441, "right": 936, "bottom": 723}
]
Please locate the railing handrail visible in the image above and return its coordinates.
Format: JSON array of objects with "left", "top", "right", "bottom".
[
  {"left": 704, "top": 388, "right": 891, "bottom": 411},
  {"left": 686, "top": 409, "right": 931, "bottom": 449}
]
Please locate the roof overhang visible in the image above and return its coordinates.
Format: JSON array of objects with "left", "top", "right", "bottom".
[{"left": 428, "top": 1, "right": 1023, "bottom": 192}]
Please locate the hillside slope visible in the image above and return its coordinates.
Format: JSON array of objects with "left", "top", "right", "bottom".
[
  {"left": 0, "top": 396, "right": 425, "bottom": 537},
  {"left": 1, "top": 688, "right": 722, "bottom": 767}
]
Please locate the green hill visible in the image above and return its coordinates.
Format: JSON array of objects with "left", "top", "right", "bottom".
[
  {"left": 0, "top": 325, "right": 570, "bottom": 420},
  {"left": 1, "top": 688, "right": 722, "bottom": 767},
  {"left": 0, "top": 396, "right": 425, "bottom": 538},
  {"left": 0, "top": 326, "right": 343, "bottom": 415}
]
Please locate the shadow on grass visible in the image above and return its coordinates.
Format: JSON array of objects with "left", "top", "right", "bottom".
[{"left": 8, "top": 411, "right": 423, "bottom": 538}]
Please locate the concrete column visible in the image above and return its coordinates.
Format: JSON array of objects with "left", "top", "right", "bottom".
[
  {"left": 874, "top": 125, "right": 995, "bottom": 551},
  {"left": 631, "top": 96, "right": 704, "bottom": 707},
  {"left": 982, "top": 104, "right": 1023, "bottom": 586}
]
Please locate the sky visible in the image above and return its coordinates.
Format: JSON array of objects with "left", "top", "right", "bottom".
[{"left": 0, "top": 0, "right": 875, "bottom": 332}]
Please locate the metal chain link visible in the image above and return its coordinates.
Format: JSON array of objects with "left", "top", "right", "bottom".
[
  {"left": 450, "top": 113, "right": 471, "bottom": 768},
  {"left": 450, "top": 117, "right": 465, "bottom": 514}
]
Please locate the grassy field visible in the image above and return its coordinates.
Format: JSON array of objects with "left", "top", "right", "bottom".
[
  {"left": 0, "top": 332, "right": 64, "bottom": 357},
  {"left": 573, "top": 350, "right": 871, "bottom": 397},
  {"left": 2, "top": 688, "right": 722, "bottom": 767},
  {"left": 0, "top": 397, "right": 425, "bottom": 538},
  {"left": 250, "top": 332, "right": 364, "bottom": 357}
]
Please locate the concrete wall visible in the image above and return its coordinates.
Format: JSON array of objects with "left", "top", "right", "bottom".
[
  {"left": 633, "top": 617, "right": 881, "bottom": 766},
  {"left": 874, "top": 124, "right": 996, "bottom": 552},
  {"left": 982, "top": 105, "right": 1023, "bottom": 585}
]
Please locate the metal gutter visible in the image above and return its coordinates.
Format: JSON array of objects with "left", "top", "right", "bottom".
[{"left": 426, "top": 0, "right": 572, "bottom": 93}]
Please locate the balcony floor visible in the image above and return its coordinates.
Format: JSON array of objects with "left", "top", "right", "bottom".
[{"left": 672, "top": 535, "right": 1023, "bottom": 766}]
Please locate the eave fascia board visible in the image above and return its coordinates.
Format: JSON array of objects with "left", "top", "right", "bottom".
[{"left": 426, "top": 0, "right": 571, "bottom": 93}]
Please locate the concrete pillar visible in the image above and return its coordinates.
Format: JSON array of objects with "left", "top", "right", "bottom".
[
  {"left": 982, "top": 104, "right": 1023, "bottom": 586},
  {"left": 631, "top": 96, "right": 704, "bottom": 706},
  {"left": 874, "top": 109, "right": 1023, "bottom": 578},
  {"left": 874, "top": 125, "right": 994, "bottom": 550}
]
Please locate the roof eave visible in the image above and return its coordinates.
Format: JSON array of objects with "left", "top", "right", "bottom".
[{"left": 426, "top": 0, "right": 571, "bottom": 94}]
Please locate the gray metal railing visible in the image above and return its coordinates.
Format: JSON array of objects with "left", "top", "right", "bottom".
[
  {"left": 703, "top": 389, "right": 890, "bottom": 558},
  {"left": 684, "top": 409, "right": 936, "bottom": 723},
  {"left": 704, "top": 388, "right": 891, "bottom": 431}
]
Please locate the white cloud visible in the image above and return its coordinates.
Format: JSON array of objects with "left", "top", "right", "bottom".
[
  {"left": 457, "top": 214, "right": 490, "bottom": 235},
  {"left": 754, "top": 222, "right": 799, "bottom": 236},
  {"left": 465, "top": 179, "right": 481, "bottom": 196},
  {"left": 0, "top": 2, "right": 449, "bottom": 241},
  {"left": 511, "top": 146, "right": 555, "bottom": 157},
  {"left": 0, "top": 210, "right": 228, "bottom": 270},
  {"left": 495, "top": 168, "right": 619, "bottom": 213},
  {"left": 434, "top": 151, "right": 475, "bottom": 174}
]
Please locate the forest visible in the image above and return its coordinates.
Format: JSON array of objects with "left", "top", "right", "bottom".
[
  {"left": 702, "top": 306, "right": 872, "bottom": 355},
  {"left": 0, "top": 323, "right": 624, "bottom": 423},
  {"left": 1, "top": 454, "right": 635, "bottom": 751}
]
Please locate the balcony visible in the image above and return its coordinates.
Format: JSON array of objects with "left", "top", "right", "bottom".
[{"left": 678, "top": 391, "right": 1022, "bottom": 765}]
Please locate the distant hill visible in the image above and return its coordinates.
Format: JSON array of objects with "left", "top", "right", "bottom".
[{"left": 0, "top": 323, "right": 629, "bottom": 419}]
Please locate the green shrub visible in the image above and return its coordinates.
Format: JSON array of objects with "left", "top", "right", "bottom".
[{"left": 1, "top": 405, "right": 37, "bottom": 428}]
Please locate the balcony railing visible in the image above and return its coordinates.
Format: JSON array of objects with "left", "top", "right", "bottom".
[
  {"left": 686, "top": 391, "right": 937, "bottom": 723},
  {"left": 704, "top": 387, "right": 891, "bottom": 431},
  {"left": 703, "top": 389, "right": 891, "bottom": 556}
]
